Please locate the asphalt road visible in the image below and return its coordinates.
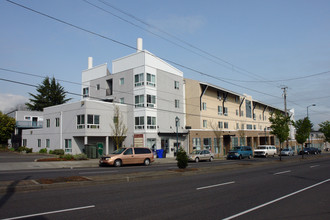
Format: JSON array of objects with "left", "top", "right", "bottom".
[{"left": 1, "top": 157, "right": 329, "bottom": 219}]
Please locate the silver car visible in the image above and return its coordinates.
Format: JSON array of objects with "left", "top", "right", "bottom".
[
  {"left": 280, "top": 148, "right": 295, "bottom": 156},
  {"left": 188, "top": 150, "right": 214, "bottom": 162}
]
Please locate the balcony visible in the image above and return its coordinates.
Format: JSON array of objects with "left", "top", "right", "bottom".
[{"left": 16, "top": 121, "right": 43, "bottom": 128}]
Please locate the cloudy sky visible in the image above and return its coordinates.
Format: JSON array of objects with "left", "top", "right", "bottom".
[{"left": 1, "top": 0, "right": 329, "bottom": 128}]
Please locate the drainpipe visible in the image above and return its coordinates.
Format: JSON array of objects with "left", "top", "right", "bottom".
[{"left": 60, "top": 111, "right": 63, "bottom": 149}]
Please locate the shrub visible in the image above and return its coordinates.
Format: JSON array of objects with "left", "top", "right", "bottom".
[
  {"left": 49, "top": 150, "right": 53, "bottom": 154},
  {"left": 73, "top": 153, "right": 88, "bottom": 160},
  {"left": 60, "top": 154, "right": 74, "bottom": 160},
  {"left": 176, "top": 148, "right": 188, "bottom": 169},
  {"left": 17, "top": 146, "right": 32, "bottom": 153},
  {"left": 26, "top": 147, "right": 32, "bottom": 153},
  {"left": 53, "top": 149, "right": 65, "bottom": 155},
  {"left": 39, "top": 148, "right": 47, "bottom": 154}
]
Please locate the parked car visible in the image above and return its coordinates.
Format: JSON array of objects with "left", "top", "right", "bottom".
[
  {"left": 280, "top": 148, "right": 295, "bottom": 156},
  {"left": 254, "top": 145, "right": 277, "bottom": 157},
  {"left": 299, "top": 147, "right": 321, "bottom": 155},
  {"left": 188, "top": 150, "right": 214, "bottom": 162},
  {"left": 227, "top": 146, "right": 253, "bottom": 160},
  {"left": 99, "top": 147, "right": 154, "bottom": 167}
]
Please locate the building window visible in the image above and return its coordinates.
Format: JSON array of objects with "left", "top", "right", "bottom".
[
  {"left": 241, "top": 124, "right": 245, "bottom": 130},
  {"left": 247, "top": 124, "right": 253, "bottom": 130},
  {"left": 224, "top": 107, "right": 228, "bottom": 116},
  {"left": 77, "top": 114, "right": 85, "bottom": 129},
  {"left": 46, "top": 119, "right": 50, "bottom": 128},
  {"left": 87, "top": 114, "right": 100, "bottom": 129},
  {"left": 22, "top": 139, "right": 27, "bottom": 146},
  {"left": 214, "top": 138, "right": 221, "bottom": 154},
  {"left": 202, "top": 102, "right": 207, "bottom": 110},
  {"left": 203, "top": 120, "right": 207, "bottom": 128},
  {"left": 46, "top": 139, "right": 50, "bottom": 148},
  {"left": 134, "top": 73, "right": 144, "bottom": 87},
  {"left": 218, "top": 121, "right": 223, "bottom": 129},
  {"left": 254, "top": 125, "right": 256, "bottom": 130},
  {"left": 83, "top": 87, "right": 89, "bottom": 97},
  {"left": 224, "top": 122, "right": 229, "bottom": 129},
  {"left": 135, "top": 95, "right": 144, "bottom": 107},
  {"left": 236, "top": 123, "right": 239, "bottom": 129},
  {"left": 119, "top": 98, "right": 124, "bottom": 104},
  {"left": 147, "top": 116, "right": 156, "bottom": 129},
  {"left": 175, "top": 99, "right": 180, "bottom": 108},
  {"left": 55, "top": 118, "right": 60, "bottom": 127},
  {"left": 38, "top": 139, "right": 41, "bottom": 148},
  {"left": 146, "top": 73, "right": 156, "bottom": 87},
  {"left": 96, "top": 84, "right": 100, "bottom": 90},
  {"left": 253, "top": 113, "right": 256, "bottom": 120},
  {"left": 135, "top": 116, "right": 144, "bottom": 129},
  {"left": 147, "top": 95, "right": 156, "bottom": 107},
  {"left": 119, "top": 77, "right": 124, "bottom": 85},
  {"left": 235, "top": 96, "right": 240, "bottom": 103},
  {"left": 203, "top": 138, "right": 212, "bottom": 151},
  {"left": 174, "top": 81, "right": 179, "bottom": 89},
  {"left": 217, "top": 91, "right": 222, "bottom": 100},
  {"left": 192, "top": 138, "right": 201, "bottom": 150},
  {"left": 218, "top": 106, "right": 222, "bottom": 115},
  {"left": 236, "top": 109, "right": 239, "bottom": 116},
  {"left": 65, "top": 139, "right": 72, "bottom": 153}
]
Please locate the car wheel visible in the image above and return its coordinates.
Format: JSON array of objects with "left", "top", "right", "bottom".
[
  {"left": 195, "top": 157, "right": 199, "bottom": 163},
  {"left": 239, "top": 155, "right": 242, "bottom": 160},
  {"left": 114, "top": 159, "right": 122, "bottom": 167},
  {"left": 248, "top": 155, "right": 252, "bottom": 159},
  {"left": 209, "top": 156, "right": 214, "bottom": 162},
  {"left": 144, "top": 158, "right": 151, "bottom": 166},
  {"left": 265, "top": 153, "right": 268, "bottom": 158}
]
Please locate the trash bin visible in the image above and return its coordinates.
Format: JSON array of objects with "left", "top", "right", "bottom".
[{"left": 156, "top": 149, "right": 164, "bottom": 158}]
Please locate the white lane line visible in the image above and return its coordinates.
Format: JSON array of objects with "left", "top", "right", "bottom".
[
  {"left": 310, "top": 165, "right": 320, "bottom": 168},
  {"left": 223, "top": 178, "right": 330, "bottom": 220},
  {"left": 79, "top": 171, "right": 118, "bottom": 175},
  {"left": 2, "top": 205, "right": 95, "bottom": 220},
  {"left": 273, "top": 170, "right": 291, "bottom": 175},
  {"left": 196, "top": 181, "right": 235, "bottom": 190}
]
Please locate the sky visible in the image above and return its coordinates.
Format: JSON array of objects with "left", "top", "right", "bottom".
[{"left": 0, "top": 0, "right": 329, "bottom": 129}]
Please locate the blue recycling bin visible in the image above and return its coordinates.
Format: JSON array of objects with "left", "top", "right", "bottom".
[{"left": 156, "top": 149, "right": 164, "bottom": 158}]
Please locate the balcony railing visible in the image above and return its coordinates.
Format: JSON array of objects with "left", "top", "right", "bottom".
[{"left": 16, "top": 121, "right": 43, "bottom": 128}]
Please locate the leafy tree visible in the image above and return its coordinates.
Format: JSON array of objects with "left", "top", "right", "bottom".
[
  {"left": 294, "top": 117, "right": 312, "bottom": 159},
  {"left": 26, "top": 77, "right": 71, "bottom": 111},
  {"left": 110, "top": 105, "right": 127, "bottom": 150},
  {"left": 319, "top": 121, "right": 330, "bottom": 143},
  {"left": 269, "top": 110, "right": 290, "bottom": 161},
  {"left": 176, "top": 147, "right": 188, "bottom": 169},
  {"left": 0, "top": 111, "right": 15, "bottom": 145}
]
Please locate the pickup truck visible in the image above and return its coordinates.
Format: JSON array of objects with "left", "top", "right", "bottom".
[{"left": 254, "top": 145, "right": 277, "bottom": 157}]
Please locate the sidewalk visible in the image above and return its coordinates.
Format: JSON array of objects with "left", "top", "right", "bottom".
[{"left": 0, "top": 157, "right": 177, "bottom": 171}]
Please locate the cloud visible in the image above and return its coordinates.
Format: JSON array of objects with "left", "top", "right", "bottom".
[
  {"left": 0, "top": 93, "right": 28, "bottom": 113},
  {"left": 148, "top": 15, "right": 205, "bottom": 35}
]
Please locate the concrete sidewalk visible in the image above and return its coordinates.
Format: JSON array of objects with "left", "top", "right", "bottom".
[{"left": 0, "top": 157, "right": 177, "bottom": 171}]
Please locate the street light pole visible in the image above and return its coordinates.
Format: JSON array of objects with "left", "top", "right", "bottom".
[
  {"left": 306, "top": 104, "right": 316, "bottom": 146},
  {"left": 175, "top": 116, "right": 180, "bottom": 156}
]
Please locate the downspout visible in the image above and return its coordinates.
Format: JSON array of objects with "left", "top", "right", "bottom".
[{"left": 60, "top": 111, "right": 63, "bottom": 149}]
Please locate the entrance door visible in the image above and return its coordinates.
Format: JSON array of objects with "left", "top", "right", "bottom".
[{"left": 223, "top": 135, "right": 231, "bottom": 155}]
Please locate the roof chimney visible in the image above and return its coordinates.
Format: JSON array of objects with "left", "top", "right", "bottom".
[
  {"left": 88, "top": 57, "right": 93, "bottom": 69},
  {"left": 137, "top": 38, "right": 143, "bottom": 52}
]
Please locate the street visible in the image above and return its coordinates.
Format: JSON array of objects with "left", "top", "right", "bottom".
[{"left": 1, "top": 156, "right": 329, "bottom": 219}]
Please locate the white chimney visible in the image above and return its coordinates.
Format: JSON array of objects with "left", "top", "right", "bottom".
[
  {"left": 88, "top": 57, "right": 93, "bottom": 69},
  {"left": 137, "top": 38, "right": 143, "bottom": 52}
]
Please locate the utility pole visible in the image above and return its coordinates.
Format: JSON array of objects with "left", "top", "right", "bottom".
[{"left": 281, "top": 86, "right": 288, "bottom": 161}]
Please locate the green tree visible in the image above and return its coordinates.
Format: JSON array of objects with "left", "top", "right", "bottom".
[
  {"left": 269, "top": 110, "right": 290, "bottom": 161},
  {"left": 0, "top": 111, "right": 15, "bottom": 145},
  {"left": 110, "top": 105, "right": 127, "bottom": 150},
  {"left": 319, "top": 121, "right": 330, "bottom": 143},
  {"left": 294, "top": 117, "right": 312, "bottom": 159},
  {"left": 176, "top": 147, "right": 188, "bottom": 169},
  {"left": 26, "top": 77, "right": 71, "bottom": 111}
]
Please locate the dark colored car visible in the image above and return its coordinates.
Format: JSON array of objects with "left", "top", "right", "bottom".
[{"left": 299, "top": 147, "right": 321, "bottom": 155}]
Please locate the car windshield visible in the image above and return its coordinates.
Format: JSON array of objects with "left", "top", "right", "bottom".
[
  {"left": 191, "top": 150, "right": 201, "bottom": 154},
  {"left": 112, "top": 148, "right": 126, "bottom": 154},
  {"left": 232, "top": 147, "right": 241, "bottom": 151},
  {"left": 282, "top": 149, "right": 289, "bottom": 151},
  {"left": 257, "top": 146, "right": 266, "bottom": 149}
]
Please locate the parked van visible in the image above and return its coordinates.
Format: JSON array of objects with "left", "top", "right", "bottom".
[
  {"left": 99, "top": 147, "right": 154, "bottom": 167},
  {"left": 254, "top": 145, "right": 277, "bottom": 157},
  {"left": 227, "top": 146, "right": 253, "bottom": 159}
]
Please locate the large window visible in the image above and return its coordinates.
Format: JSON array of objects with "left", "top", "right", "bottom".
[
  {"left": 135, "top": 95, "right": 144, "bottom": 107},
  {"left": 192, "top": 138, "right": 201, "bottom": 150},
  {"left": 247, "top": 124, "right": 253, "bottom": 130},
  {"left": 87, "top": 114, "right": 100, "bottom": 129},
  {"left": 214, "top": 138, "right": 221, "bottom": 154},
  {"left": 134, "top": 73, "right": 144, "bottom": 87},
  {"left": 135, "top": 116, "right": 144, "bottom": 129},
  {"left": 246, "top": 100, "right": 252, "bottom": 118},
  {"left": 224, "top": 122, "right": 229, "bottom": 129},
  {"left": 77, "top": 114, "right": 85, "bottom": 129},
  {"left": 146, "top": 73, "right": 155, "bottom": 87},
  {"left": 203, "top": 138, "right": 212, "bottom": 151},
  {"left": 218, "top": 121, "right": 223, "bottom": 129},
  {"left": 147, "top": 95, "right": 156, "bottom": 107},
  {"left": 65, "top": 139, "right": 72, "bottom": 153},
  {"left": 147, "top": 116, "right": 156, "bottom": 129}
]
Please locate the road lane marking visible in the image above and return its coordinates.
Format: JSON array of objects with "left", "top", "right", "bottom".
[
  {"left": 273, "top": 170, "right": 291, "bottom": 175},
  {"left": 196, "top": 181, "right": 235, "bottom": 190},
  {"left": 310, "top": 165, "right": 320, "bottom": 168},
  {"left": 2, "top": 205, "right": 95, "bottom": 220},
  {"left": 79, "top": 170, "right": 118, "bottom": 175},
  {"left": 223, "top": 178, "right": 330, "bottom": 220}
]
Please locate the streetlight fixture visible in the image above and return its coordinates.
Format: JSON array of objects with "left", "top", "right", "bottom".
[
  {"left": 307, "top": 104, "right": 316, "bottom": 118},
  {"left": 175, "top": 116, "right": 180, "bottom": 156}
]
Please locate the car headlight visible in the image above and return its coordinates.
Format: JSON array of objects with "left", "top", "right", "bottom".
[{"left": 235, "top": 153, "right": 239, "bottom": 156}]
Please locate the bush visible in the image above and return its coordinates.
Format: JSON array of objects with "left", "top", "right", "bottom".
[
  {"left": 73, "top": 153, "right": 88, "bottom": 160},
  {"left": 39, "top": 148, "right": 47, "bottom": 154},
  {"left": 60, "top": 154, "right": 74, "bottom": 160},
  {"left": 17, "top": 146, "right": 33, "bottom": 153},
  {"left": 49, "top": 150, "right": 53, "bottom": 154},
  {"left": 176, "top": 148, "right": 188, "bottom": 169},
  {"left": 52, "top": 149, "right": 65, "bottom": 155}
]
